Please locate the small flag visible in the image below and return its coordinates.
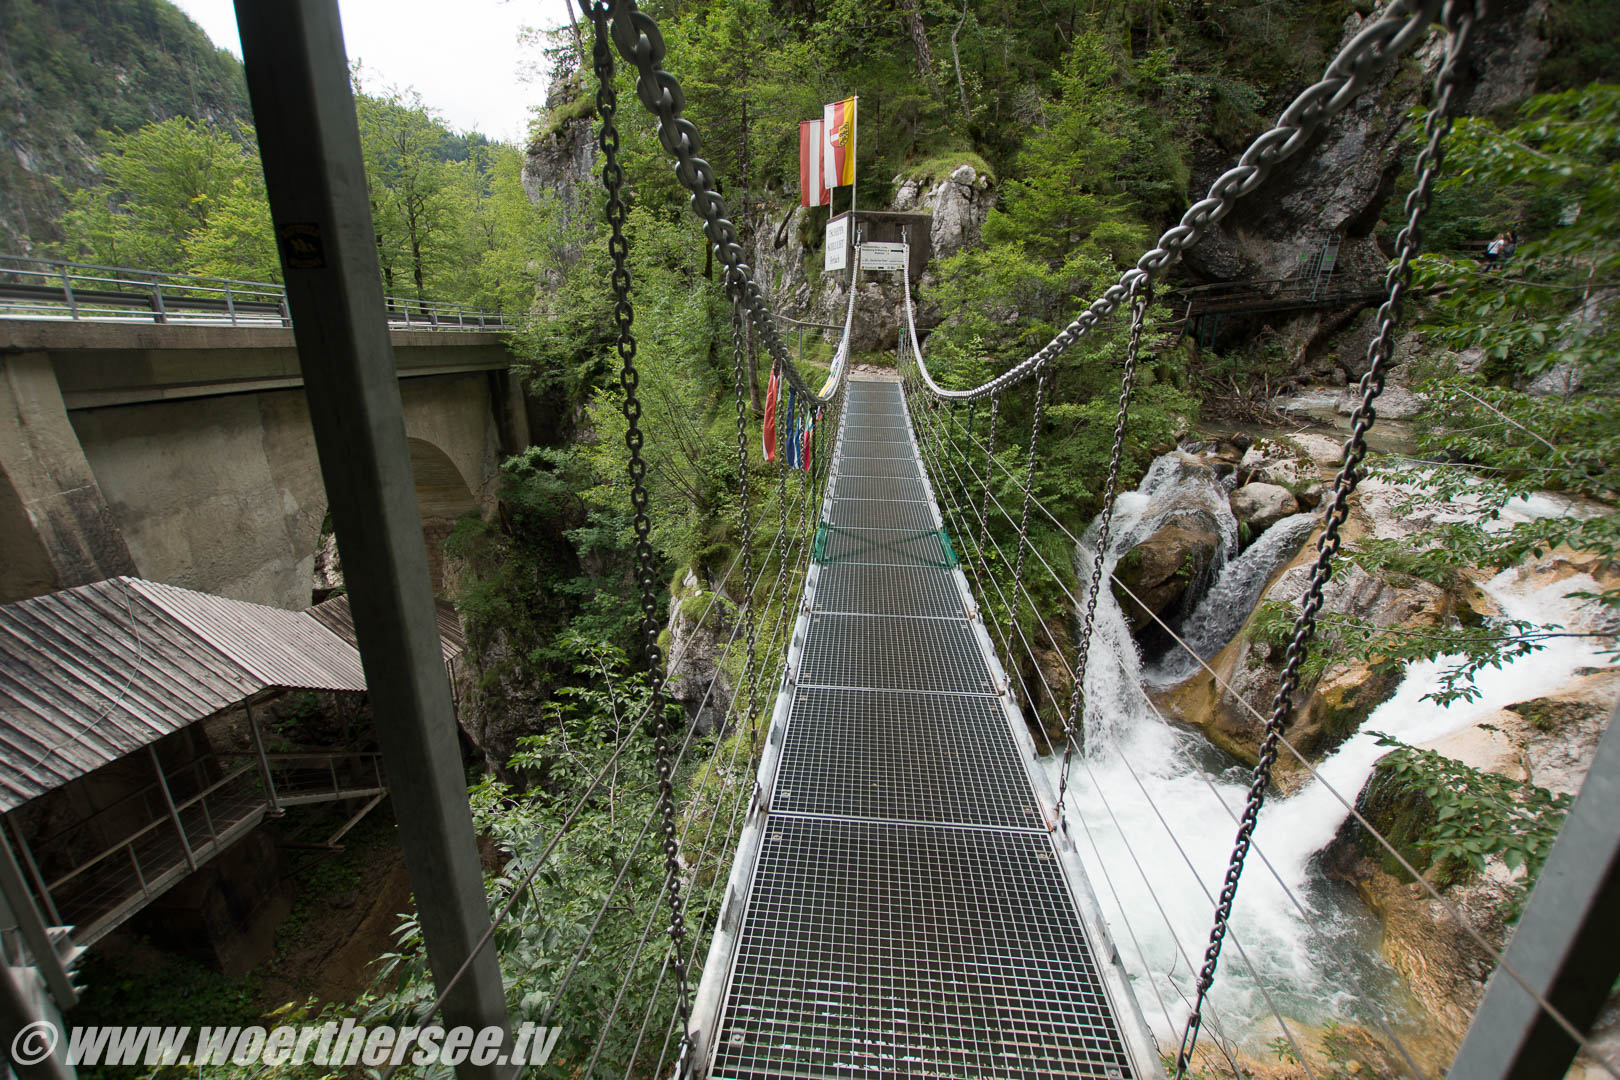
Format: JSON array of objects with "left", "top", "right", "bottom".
[
  {"left": 822, "top": 97, "right": 856, "bottom": 190},
  {"left": 763, "top": 366, "right": 779, "bottom": 461},
  {"left": 799, "top": 120, "right": 829, "bottom": 208},
  {"left": 785, "top": 388, "right": 800, "bottom": 469}
]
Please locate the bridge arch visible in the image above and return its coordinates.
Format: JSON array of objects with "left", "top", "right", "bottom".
[{"left": 405, "top": 437, "right": 478, "bottom": 594}]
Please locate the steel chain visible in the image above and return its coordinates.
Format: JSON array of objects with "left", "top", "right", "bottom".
[
  {"left": 1057, "top": 282, "right": 1150, "bottom": 806},
  {"left": 1011, "top": 364, "right": 1048, "bottom": 605},
  {"left": 727, "top": 272, "right": 761, "bottom": 760},
  {"left": 590, "top": 2, "right": 693, "bottom": 1043},
  {"left": 600, "top": 0, "right": 847, "bottom": 405},
  {"left": 1176, "top": 5, "right": 1478, "bottom": 1071}
]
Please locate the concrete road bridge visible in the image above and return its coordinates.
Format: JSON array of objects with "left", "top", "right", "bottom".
[{"left": 0, "top": 316, "right": 530, "bottom": 611}]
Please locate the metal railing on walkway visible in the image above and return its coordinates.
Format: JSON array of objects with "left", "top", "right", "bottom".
[
  {"left": 24, "top": 749, "right": 388, "bottom": 948},
  {"left": 0, "top": 255, "right": 507, "bottom": 330}
]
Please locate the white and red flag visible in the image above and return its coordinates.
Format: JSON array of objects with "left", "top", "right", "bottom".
[{"left": 799, "top": 119, "right": 829, "bottom": 208}]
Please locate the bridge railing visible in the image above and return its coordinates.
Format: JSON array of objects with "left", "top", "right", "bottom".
[{"left": 0, "top": 254, "right": 508, "bottom": 331}]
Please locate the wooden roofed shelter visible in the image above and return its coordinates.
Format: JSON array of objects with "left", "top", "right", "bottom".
[{"left": 0, "top": 577, "right": 465, "bottom": 1001}]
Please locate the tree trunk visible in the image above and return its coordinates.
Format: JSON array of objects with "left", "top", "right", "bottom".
[
  {"left": 898, "top": 0, "right": 941, "bottom": 97},
  {"left": 951, "top": 0, "right": 971, "bottom": 118}
]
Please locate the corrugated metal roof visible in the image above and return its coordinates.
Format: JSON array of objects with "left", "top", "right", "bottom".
[
  {"left": 307, "top": 594, "right": 466, "bottom": 666},
  {"left": 133, "top": 580, "right": 368, "bottom": 690},
  {"left": 0, "top": 577, "right": 370, "bottom": 813}
]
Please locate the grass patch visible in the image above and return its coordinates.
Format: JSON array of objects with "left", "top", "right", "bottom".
[{"left": 899, "top": 150, "right": 996, "bottom": 188}]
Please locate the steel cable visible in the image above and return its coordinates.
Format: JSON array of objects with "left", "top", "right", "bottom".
[{"left": 926, "top": 391, "right": 1617, "bottom": 1075}]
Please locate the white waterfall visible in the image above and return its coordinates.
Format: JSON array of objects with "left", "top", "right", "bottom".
[{"left": 1048, "top": 452, "right": 1612, "bottom": 1061}]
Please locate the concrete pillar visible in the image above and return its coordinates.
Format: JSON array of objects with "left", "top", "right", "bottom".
[
  {"left": 232, "top": 2, "right": 513, "bottom": 1075},
  {"left": 488, "top": 370, "right": 532, "bottom": 456},
  {"left": 0, "top": 352, "right": 136, "bottom": 602}
]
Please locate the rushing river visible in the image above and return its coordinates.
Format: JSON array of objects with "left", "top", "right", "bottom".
[{"left": 1046, "top": 452, "right": 1611, "bottom": 1065}]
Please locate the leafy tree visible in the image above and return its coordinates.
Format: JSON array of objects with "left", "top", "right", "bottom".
[
  {"left": 55, "top": 116, "right": 271, "bottom": 276},
  {"left": 355, "top": 84, "right": 462, "bottom": 302}
]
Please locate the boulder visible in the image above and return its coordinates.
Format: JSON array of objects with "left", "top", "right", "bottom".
[
  {"left": 1229, "top": 482, "right": 1300, "bottom": 534},
  {"left": 1240, "top": 438, "right": 1317, "bottom": 488},
  {"left": 1337, "top": 383, "right": 1424, "bottom": 419},
  {"left": 1286, "top": 432, "right": 1345, "bottom": 467},
  {"left": 1111, "top": 510, "right": 1223, "bottom": 633}
]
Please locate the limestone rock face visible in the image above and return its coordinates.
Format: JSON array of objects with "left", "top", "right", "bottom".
[
  {"left": 1112, "top": 511, "right": 1223, "bottom": 632},
  {"left": 1229, "top": 482, "right": 1299, "bottom": 534},
  {"left": 522, "top": 117, "right": 595, "bottom": 242},
  {"left": 664, "top": 569, "right": 736, "bottom": 736},
  {"left": 926, "top": 164, "right": 994, "bottom": 260}
]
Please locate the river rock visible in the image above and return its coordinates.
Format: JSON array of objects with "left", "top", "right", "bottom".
[
  {"left": 1239, "top": 438, "right": 1313, "bottom": 488},
  {"left": 1164, "top": 557, "right": 1448, "bottom": 772},
  {"left": 1229, "top": 483, "right": 1299, "bottom": 534},
  {"left": 1112, "top": 511, "right": 1222, "bottom": 634},
  {"left": 1336, "top": 383, "right": 1424, "bottom": 419},
  {"left": 1288, "top": 432, "right": 1346, "bottom": 467}
]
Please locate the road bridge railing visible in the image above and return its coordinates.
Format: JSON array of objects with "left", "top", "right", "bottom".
[{"left": 0, "top": 255, "right": 508, "bottom": 331}]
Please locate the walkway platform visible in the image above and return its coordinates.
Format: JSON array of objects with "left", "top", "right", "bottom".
[{"left": 690, "top": 377, "right": 1159, "bottom": 1079}]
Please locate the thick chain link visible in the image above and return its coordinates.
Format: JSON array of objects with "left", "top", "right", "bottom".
[
  {"left": 906, "top": 0, "right": 1445, "bottom": 402},
  {"left": 1057, "top": 282, "right": 1150, "bottom": 806},
  {"left": 590, "top": 2, "right": 693, "bottom": 1039},
  {"left": 599, "top": 0, "right": 847, "bottom": 405},
  {"left": 727, "top": 272, "right": 761, "bottom": 761},
  {"left": 1011, "top": 364, "right": 1048, "bottom": 603},
  {"left": 1176, "top": 5, "right": 1478, "bottom": 1071}
]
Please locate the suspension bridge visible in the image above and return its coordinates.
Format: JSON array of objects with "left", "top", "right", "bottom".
[{"left": 7, "top": 0, "right": 1616, "bottom": 1078}]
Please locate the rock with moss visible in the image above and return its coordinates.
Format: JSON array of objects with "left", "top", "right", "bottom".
[{"left": 664, "top": 568, "right": 736, "bottom": 737}]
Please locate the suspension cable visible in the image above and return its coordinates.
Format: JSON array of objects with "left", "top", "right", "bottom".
[
  {"left": 929, "top": 396, "right": 1619, "bottom": 1074},
  {"left": 590, "top": 9, "right": 694, "bottom": 1053},
  {"left": 596, "top": 0, "right": 851, "bottom": 404},
  {"left": 1177, "top": 8, "right": 1474, "bottom": 1066},
  {"left": 911, "top": 390, "right": 1313, "bottom": 1071},
  {"left": 1060, "top": 280, "right": 1149, "bottom": 798},
  {"left": 531, "top": 462, "right": 821, "bottom": 1026},
  {"left": 585, "top": 508, "right": 817, "bottom": 1077}
]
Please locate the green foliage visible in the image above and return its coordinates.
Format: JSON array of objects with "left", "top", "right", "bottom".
[
  {"left": 1284, "top": 87, "right": 1620, "bottom": 702},
  {"left": 0, "top": 0, "right": 252, "bottom": 249},
  {"left": 1371, "top": 734, "right": 1571, "bottom": 897},
  {"left": 55, "top": 116, "right": 277, "bottom": 280}
]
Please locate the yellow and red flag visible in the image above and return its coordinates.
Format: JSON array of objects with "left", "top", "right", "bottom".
[{"left": 822, "top": 97, "right": 856, "bottom": 189}]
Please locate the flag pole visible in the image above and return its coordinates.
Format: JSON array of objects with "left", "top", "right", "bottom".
[{"left": 851, "top": 94, "right": 859, "bottom": 219}]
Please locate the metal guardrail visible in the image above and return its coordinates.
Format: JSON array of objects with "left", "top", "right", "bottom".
[{"left": 0, "top": 255, "right": 508, "bottom": 330}]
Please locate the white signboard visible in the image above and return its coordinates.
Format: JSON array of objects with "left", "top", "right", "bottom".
[
  {"left": 824, "top": 217, "right": 848, "bottom": 273},
  {"left": 859, "top": 242, "right": 909, "bottom": 271}
]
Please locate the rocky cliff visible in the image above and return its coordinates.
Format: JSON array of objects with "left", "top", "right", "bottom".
[{"left": 1, "top": 0, "right": 252, "bottom": 253}]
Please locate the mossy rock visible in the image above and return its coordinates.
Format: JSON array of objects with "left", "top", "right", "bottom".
[
  {"left": 1507, "top": 697, "right": 1600, "bottom": 734},
  {"left": 1356, "top": 760, "right": 1466, "bottom": 888}
]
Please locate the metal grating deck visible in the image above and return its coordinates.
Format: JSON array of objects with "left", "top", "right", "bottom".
[
  {"left": 826, "top": 495, "right": 934, "bottom": 531},
  {"left": 831, "top": 456, "right": 922, "bottom": 481},
  {"left": 812, "top": 564, "right": 965, "bottom": 618},
  {"left": 698, "top": 377, "right": 1145, "bottom": 1080},
  {"left": 710, "top": 818, "right": 1134, "bottom": 1080},
  {"left": 773, "top": 688, "right": 1042, "bottom": 829},
  {"left": 816, "top": 526, "right": 952, "bottom": 568}
]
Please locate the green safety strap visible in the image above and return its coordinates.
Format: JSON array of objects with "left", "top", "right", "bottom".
[{"left": 812, "top": 524, "right": 957, "bottom": 568}]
